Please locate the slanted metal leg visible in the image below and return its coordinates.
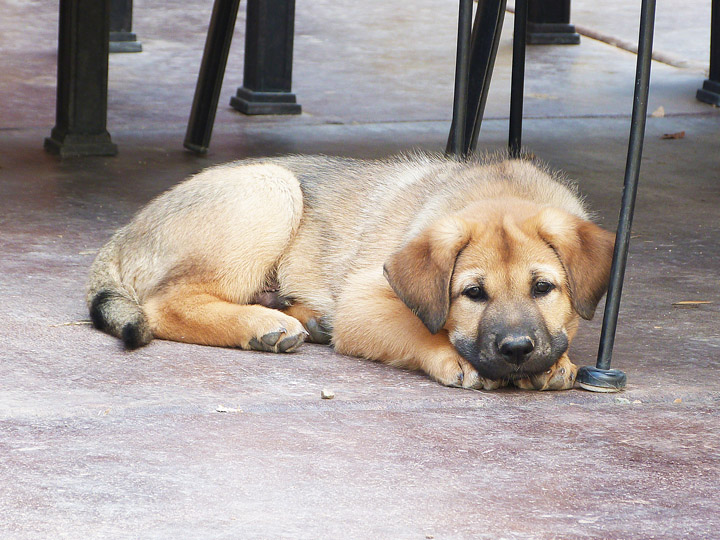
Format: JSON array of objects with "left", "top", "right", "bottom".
[
  {"left": 184, "top": 0, "right": 241, "bottom": 154},
  {"left": 447, "top": 0, "right": 508, "bottom": 156},
  {"left": 577, "top": 0, "right": 657, "bottom": 392},
  {"left": 509, "top": 0, "right": 527, "bottom": 157}
]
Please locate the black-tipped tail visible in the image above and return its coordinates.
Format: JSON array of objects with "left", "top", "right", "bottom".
[
  {"left": 89, "top": 288, "right": 153, "bottom": 349},
  {"left": 121, "top": 322, "right": 151, "bottom": 350}
]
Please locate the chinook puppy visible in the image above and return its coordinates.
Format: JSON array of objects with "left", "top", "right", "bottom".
[{"left": 87, "top": 154, "right": 614, "bottom": 390}]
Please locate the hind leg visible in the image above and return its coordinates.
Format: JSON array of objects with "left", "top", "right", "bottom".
[
  {"left": 143, "top": 163, "right": 309, "bottom": 351},
  {"left": 144, "top": 284, "right": 308, "bottom": 352}
]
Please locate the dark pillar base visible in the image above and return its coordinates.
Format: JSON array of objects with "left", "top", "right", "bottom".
[
  {"left": 44, "top": 130, "right": 118, "bottom": 158},
  {"left": 230, "top": 87, "right": 301, "bottom": 115},
  {"left": 47, "top": 0, "right": 115, "bottom": 158},
  {"left": 696, "top": 78, "right": 720, "bottom": 106},
  {"left": 109, "top": 31, "right": 142, "bottom": 53},
  {"left": 527, "top": 22, "right": 580, "bottom": 44}
]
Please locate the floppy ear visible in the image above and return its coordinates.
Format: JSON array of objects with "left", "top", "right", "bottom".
[
  {"left": 383, "top": 217, "right": 471, "bottom": 334},
  {"left": 529, "top": 208, "right": 616, "bottom": 320}
]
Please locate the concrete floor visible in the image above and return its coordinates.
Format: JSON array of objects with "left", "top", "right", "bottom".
[{"left": 1, "top": 1, "right": 719, "bottom": 539}]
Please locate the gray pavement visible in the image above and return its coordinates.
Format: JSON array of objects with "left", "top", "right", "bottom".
[{"left": 1, "top": 1, "right": 719, "bottom": 539}]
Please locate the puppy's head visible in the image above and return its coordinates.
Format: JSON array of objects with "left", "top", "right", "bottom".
[{"left": 383, "top": 206, "right": 615, "bottom": 380}]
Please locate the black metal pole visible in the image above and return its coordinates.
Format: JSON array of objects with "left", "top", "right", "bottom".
[
  {"left": 509, "top": 0, "right": 528, "bottom": 157},
  {"left": 578, "top": 0, "right": 656, "bottom": 392},
  {"left": 696, "top": 0, "right": 720, "bottom": 105},
  {"left": 447, "top": 0, "right": 473, "bottom": 156}
]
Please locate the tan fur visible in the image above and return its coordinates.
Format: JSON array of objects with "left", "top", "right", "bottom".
[{"left": 87, "top": 153, "right": 614, "bottom": 390}]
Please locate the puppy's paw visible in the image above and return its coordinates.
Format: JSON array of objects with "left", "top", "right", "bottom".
[
  {"left": 305, "top": 317, "right": 332, "bottom": 345},
  {"left": 245, "top": 313, "right": 308, "bottom": 353},
  {"left": 513, "top": 354, "right": 578, "bottom": 391},
  {"left": 281, "top": 304, "right": 332, "bottom": 345},
  {"left": 427, "top": 351, "right": 505, "bottom": 390}
]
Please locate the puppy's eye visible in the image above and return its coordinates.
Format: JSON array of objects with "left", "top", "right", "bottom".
[
  {"left": 463, "top": 285, "right": 488, "bottom": 301},
  {"left": 532, "top": 281, "right": 555, "bottom": 297}
]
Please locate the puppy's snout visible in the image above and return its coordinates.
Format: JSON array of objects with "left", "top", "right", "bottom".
[{"left": 497, "top": 334, "right": 535, "bottom": 365}]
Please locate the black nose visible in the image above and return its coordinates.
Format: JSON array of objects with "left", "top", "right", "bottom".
[{"left": 498, "top": 335, "right": 535, "bottom": 365}]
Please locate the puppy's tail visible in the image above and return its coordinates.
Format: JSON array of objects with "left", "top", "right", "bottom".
[{"left": 86, "top": 245, "right": 153, "bottom": 349}]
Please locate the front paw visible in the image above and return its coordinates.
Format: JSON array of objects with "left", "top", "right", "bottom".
[
  {"left": 427, "top": 352, "right": 505, "bottom": 391},
  {"left": 513, "top": 354, "right": 577, "bottom": 391},
  {"left": 244, "top": 312, "right": 309, "bottom": 353}
]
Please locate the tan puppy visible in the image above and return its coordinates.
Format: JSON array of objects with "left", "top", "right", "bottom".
[{"left": 87, "top": 154, "right": 614, "bottom": 390}]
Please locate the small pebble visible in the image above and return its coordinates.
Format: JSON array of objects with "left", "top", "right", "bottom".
[
  {"left": 673, "top": 398, "right": 682, "bottom": 404},
  {"left": 321, "top": 389, "right": 335, "bottom": 400},
  {"left": 632, "top": 400, "right": 642, "bottom": 404},
  {"left": 615, "top": 397, "right": 631, "bottom": 404}
]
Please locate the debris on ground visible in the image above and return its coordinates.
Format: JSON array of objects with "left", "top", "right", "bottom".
[
  {"left": 672, "top": 300, "right": 712, "bottom": 308},
  {"left": 49, "top": 320, "right": 93, "bottom": 327},
  {"left": 650, "top": 105, "right": 665, "bottom": 117},
  {"left": 216, "top": 405, "right": 242, "bottom": 413}
]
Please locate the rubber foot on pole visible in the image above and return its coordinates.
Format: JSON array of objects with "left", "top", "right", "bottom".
[{"left": 576, "top": 366, "right": 627, "bottom": 393}]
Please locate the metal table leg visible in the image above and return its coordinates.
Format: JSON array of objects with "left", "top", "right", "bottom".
[
  {"left": 110, "top": 0, "right": 142, "bottom": 53},
  {"left": 229, "top": 0, "right": 302, "bottom": 115},
  {"left": 527, "top": 0, "right": 580, "bottom": 45},
  {"left": 696, "top": 0, "right": 720, "bottom": 105},
  {"left": 45, "top": 0, "right": 118, "bottom": 158},
  {"left": 577, "top": 0, "right": 657, "bottom": 392}
]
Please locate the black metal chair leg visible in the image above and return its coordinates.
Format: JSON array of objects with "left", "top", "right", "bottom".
[
  {"left": 509, "top": 0, "right": 528, "bottom": 157},
  {"left": 447, "top": 0, "right": 508, "bottom": 156},
  {"left": 447, "top": 0, "right": 473, "bottom": 156},
  {"left": 184, "top": 0, "right": 241, "bottom": 154},
  {"left": 577, "top": 0, "right": 657, "bottom": 392},
  {"left": 465, "top": 0, "right": 509, "bottom": 155}
]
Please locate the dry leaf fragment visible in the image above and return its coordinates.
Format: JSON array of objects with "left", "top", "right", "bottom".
[
  {"left": 661, "top": 131, "right": 685, "bottom": 139},
  {"left": 650, "top": 105, "right": 665, "bottom": 117}
]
